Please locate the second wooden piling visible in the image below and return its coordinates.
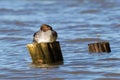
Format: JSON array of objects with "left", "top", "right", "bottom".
[{"left": 88, "top": 41, "right": 111, "bottom": 53}]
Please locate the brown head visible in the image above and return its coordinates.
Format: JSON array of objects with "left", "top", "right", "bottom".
[{"left": 40, "top": 24, "right": 53, "bottom": 32}]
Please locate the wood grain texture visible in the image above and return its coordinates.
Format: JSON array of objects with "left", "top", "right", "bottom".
[
  {"left": 88, "top": 42, "right": 111, "bottom": 53},
  {"left": 27, "top": 41, "right": 63, "bottom": 65}
]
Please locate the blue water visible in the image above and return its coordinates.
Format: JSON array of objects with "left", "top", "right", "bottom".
[{"left": 0, "top": 0, "right": 120, "bottom": 80}]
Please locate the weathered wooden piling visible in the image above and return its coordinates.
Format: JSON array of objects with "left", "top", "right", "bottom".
[
  {"left": 26, "top": 41, "right": 63, "bottom": 65},
  {"left": 88, "top": 41, "right": 111, "bottom": 53}
]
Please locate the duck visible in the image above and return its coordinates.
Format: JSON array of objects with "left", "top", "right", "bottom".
[{"left": 33, "top": 24, "right": 57, "bottom": 43}]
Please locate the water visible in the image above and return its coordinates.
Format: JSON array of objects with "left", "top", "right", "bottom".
[{"left": 0, "top": 0, "right": 120, "bottom": 80}]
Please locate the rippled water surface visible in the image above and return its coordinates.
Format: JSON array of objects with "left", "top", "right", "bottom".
[{"left": 0, "top": 0, "right": 120, "bottom": 80}]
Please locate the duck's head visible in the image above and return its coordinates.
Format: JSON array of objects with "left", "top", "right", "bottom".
[{"left": 40, "top": 24, "right": 53, "bottom": 32}]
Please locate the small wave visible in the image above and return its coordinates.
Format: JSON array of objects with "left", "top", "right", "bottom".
[
  {"left": 0, "top": 8, "right": 14, "bottom": 12},
  {"left": 80, "top": 9, "right": 100, "bottom": 14},
  {"left": 0, "top": 8, "right": 35, "bottom": 15},
  {"left": 98, "top": 58, "right": 120, "bottom": 61},
  {"left": 0, "top": 20, "right": 36, "bottom": 26},
  {"left": 0, "top": 37, "right": 26, "bottom": 41},
  {"left": 0, "top": 29, "right": 20, "bottom": 33},
  {"left": 13, "top": 9, "right": 36, "bottom": 15},
  {"left": 95, "top": 78, "right": 120, "bottom": 80},
  {"left": 68, "top": 38, "right": 104, "bottom": 43},
  {"left": 103, "top": 73, "right": 120, "bottom": 77}
]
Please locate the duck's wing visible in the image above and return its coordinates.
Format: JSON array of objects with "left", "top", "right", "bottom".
[
  {"left": 33, "top": 31, "right": 40, "bottom": 43},
  {"left": 51, "top": 30, "right": 58, "bottom": 42}
]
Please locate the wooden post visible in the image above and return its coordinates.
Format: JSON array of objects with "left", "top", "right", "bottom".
[
  {"left": 26, "top": 41, "right": 63, "bottom": 65},
  {"left": 88, "top": 41, "right": 111, "bottom": 53}
]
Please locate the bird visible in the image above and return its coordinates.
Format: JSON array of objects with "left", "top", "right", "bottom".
[{"left": 33, "top": 24, "right": 57, "bottom": 43}]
